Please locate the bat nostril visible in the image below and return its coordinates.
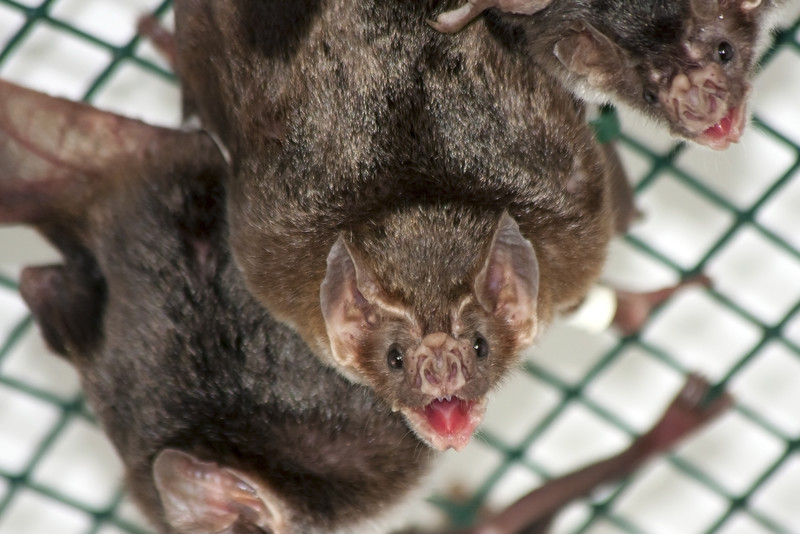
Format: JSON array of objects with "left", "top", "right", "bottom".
[
  {"left": 417, "top": 349, "right": 468, "bottom": 394},
  {"left": 425, "top": 369, "right": 440, "bottom": 386}
]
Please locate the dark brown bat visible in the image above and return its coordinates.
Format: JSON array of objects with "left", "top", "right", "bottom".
[
  {"left": 0, "top": 78, "right": 430, "bottom": 534},
  {"left": 431, "top": 0, "right": 783, "bottom": 149},
  {"left": 0, "top": 79, "right": 731, "bottom": 534},
  {"left": 171, "top": 0, "right": 622, "bottom": 451}
]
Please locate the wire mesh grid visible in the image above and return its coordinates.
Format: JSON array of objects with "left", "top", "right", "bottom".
[{"left": 0, "top": 1, "right": 799, "bottom": 533}]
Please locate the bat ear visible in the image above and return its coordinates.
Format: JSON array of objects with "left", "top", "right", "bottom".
[
  {"left": 320, "top": 236, "right": 383, "bottom": 368},
  {"left": 153, "top": 449, "right": 283, "bottom": 534},
  {"left": 554, "top": 23, "right": 624, "bottom": 89},
  {"left": 476, "top": 212, "right": 539, "bottom": 347}
]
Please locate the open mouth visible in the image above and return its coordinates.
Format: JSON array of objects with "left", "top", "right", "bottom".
[
  {"left": 399, "top": 396, "right": 487, "bottom": 451},
  {"left": 696, "top": 105, "right": 745, "bottom": 150}
]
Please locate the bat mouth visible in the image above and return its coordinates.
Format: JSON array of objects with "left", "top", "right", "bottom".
[
  {"left": 398, "top": 396, "right": 487, "bottom": 452},
  {"left": 694, "top": 104, "right": 746, "bottom": 150}
]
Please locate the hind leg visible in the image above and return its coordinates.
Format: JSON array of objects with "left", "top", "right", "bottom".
[{"left": 450, "top": 374, "right": 730, "bottom": 534}]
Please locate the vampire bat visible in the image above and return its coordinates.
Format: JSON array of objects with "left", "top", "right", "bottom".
[
  {"left": 0, "top": 78, "right": 430, "bottom": 534},
  {"left": 0, "top": 78, "right": 732, "bottom": 534},
  {"left": 431, "top": 0, "right": 784, "bottom": 149},
  {"left": 170, "top": 0, "right": 625, "bottom": 451}
]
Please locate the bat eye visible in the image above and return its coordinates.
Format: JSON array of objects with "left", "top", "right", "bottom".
[
  {"left": 387, "top": 344, "right": 404, "bottom": 370},
  {"left": 643, "top": 88, "right": 659, "bottom": 105},
  {"left": 717, "top": 41, "right": 735, "bottom": 63},
  {"left": 473, "top": 335, "right": 489, "bottom": 360}
]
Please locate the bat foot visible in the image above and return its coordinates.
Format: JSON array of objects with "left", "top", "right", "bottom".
[{"left": 612, "top": 274, "right": 712, "bottom": 336}]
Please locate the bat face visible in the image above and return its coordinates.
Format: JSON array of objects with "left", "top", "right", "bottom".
[
  {"left": 343, "top": 306, "right": 495, "bottom": 453},
  {"left": 653, "top": 0, "right": 768, "bottom": 148},
  {"left": 552, "top": 0, "right": 776, "bottom": 149},
  {"left": 320, "top": 211, "right": 540, "bottom": 451}
]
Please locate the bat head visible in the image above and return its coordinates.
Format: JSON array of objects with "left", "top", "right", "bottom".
[
  {"left": 320, "top": 210, "right": 539, "bottom": 451},
  {"left": 553, "top": 0, "right": 776, "bottom": 149}
]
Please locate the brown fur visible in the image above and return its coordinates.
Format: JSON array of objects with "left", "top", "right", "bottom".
[
  {"left": 173, "top": 0, "right": 617, "bottom": 448},
  {"left": 0, "top": 76, "right": 731, "bottom": 534}
]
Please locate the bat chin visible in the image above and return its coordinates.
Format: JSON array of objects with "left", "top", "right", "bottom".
[
  {"left": 689, "top": 104, "right": 747, "bottom": 150},
  {"left": 397, "top": 396, "right": 488, "bottom": 451}
]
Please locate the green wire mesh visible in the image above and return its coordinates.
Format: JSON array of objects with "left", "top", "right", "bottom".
[{"left": 1, "top": 1, "right": 800, "bottom": 533}]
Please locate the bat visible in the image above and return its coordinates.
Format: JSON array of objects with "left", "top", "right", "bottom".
[
  {"left": 0, "top": 79, "right": 731, "bottom": 534},
  {"left": 431, "top": 0, "right": 784, "bottom": 149},
  {"left": 170, "top": 0, "right": 626, "bottom": 451},
  {"left": 0, "top": 78, "right": 430, "bottom": 534}
]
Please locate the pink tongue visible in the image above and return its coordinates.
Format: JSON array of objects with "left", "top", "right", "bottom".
[
  {"left": 703, "top": 110, "right": 733, "bottom": 140},
  {"left": 423, "top": 398, "right": 471, "bottom": 436}
]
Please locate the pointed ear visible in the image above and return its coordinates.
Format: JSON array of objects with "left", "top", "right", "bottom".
[
  {"left": 153, "top": 449, "right": 282, "bottom": 534},
  {"left": 320, "top": 237, "right": 382, "bottom": 368},
  {"left": 554, "top": 23, "right": 624, "bottom": 89},
  {"left": 476, "top": 213, "right": 539, "bottom": 347}
]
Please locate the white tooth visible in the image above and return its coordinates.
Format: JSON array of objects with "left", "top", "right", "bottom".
[{"left": 445, "top": 395, "right": 452, "bottom": 402}]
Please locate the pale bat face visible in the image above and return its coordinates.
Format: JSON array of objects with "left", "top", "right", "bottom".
[
  {"left": 651, "top": 0, "right": 769, "bottom": 149},
  {"left": 554, "top": 0, "right": 776, "bottom": 150},
  {"left": 320, "top": 212, "right": 540, "bottom": 451}
]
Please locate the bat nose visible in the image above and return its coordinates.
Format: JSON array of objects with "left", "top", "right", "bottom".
[{"left": 415, "top": 333, "right": 470, "bottom": 397}]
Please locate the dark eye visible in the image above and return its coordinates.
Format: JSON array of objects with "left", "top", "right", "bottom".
[
  {"left": 473, "top": 335, "right": 489, "bottom": 360},
  {"left": 643, "top": 88, "right": 659, "bottom": 105},
  {"left": 717, "top": 41, "right": 735, "bottom": 63},
  {"left": 387, "top": 344, "right": 403, "bottom": 370}
]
